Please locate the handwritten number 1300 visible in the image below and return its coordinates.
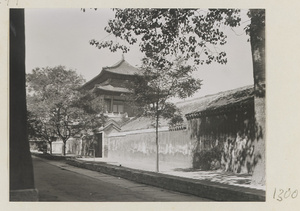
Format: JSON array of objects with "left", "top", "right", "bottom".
[{"left": 273, "top": 188, "right": 298, "bottom": 201}]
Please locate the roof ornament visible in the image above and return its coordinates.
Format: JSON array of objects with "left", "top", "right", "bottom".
[{"left": 122, "top": 53, "right": 125, "bottom": 61}]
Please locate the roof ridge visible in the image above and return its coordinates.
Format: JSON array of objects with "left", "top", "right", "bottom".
[
  {"left": 104, "top": 57, "right": 126, "bottom": 69},
  {"left": 80, "top": 58, "right": 138, "bottom": 90}
]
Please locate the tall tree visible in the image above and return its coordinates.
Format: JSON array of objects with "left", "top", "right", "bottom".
[
  {"left": 245, "top": 9, "right": 265, "bottom": 185},
  {"left": 127, "top": 57, "right": 201, "bottom": 172},
  {"left": 26, "top": 66, "right": 105, "bottom": 156},
  {"left": 91, "top": 8, "right": 265, "bottom": 184}
]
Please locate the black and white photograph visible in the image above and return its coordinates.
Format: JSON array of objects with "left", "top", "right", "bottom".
[
  {"left": 9, "top": 8, "right": 266, "bottom": 202},
  {"left": 2, "top": 1, "right": 300, "bottom": 210}
]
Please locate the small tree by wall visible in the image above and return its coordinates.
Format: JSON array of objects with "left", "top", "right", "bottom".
[{"left": 126, "top": 57, "right": 201, "bottom": 172}]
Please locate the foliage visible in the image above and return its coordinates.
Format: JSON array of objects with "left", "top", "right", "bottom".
[
  {"left": 26, "top": 66, "right": 85, "bottom": 103},
  {"left": 90, "top": 9, "right": 265, "bottom": 94},
  {"left": 27, "top": 111, "right": 42, "bottom": 140},
  {"left": 128, "top": 57, "right": 201, "bottom": 119},
  {"left": 26, "top": 66, "right": 105, "bottom": 155},
  {"left": 90, "top": 9, "right": 243, "bottom": 68},
  {"left": 27, "top": 110, "right": 57, "bottom": 153}
]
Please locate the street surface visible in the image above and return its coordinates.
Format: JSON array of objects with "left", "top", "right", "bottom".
[{"left": 32, "top": 156, "right": 211, "bottom": 201}]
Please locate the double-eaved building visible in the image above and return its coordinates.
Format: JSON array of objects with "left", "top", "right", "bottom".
[
  {"left": 50, "top": 57, "right": 140, "bottom": 157},
  {"left": 80, "top": 57, "right": 140, "bottom": 121},
  {"left": 43, "top": 57, "right": 257, "bottom": 175}
]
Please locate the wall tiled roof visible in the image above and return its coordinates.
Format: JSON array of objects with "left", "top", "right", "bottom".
[
  {"left": 180, "top": 85, "right": 254, "bottom": 119},
  {"left": 121, "top": 85, "right": 254, "bottom": 131}
]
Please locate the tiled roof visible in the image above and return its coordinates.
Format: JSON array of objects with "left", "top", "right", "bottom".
[
  {"left": 120, "top": 85, "right": 254, "bottom": 131},
  {"left": 103, "top": 59, "right": 140, "bottom": 75},
  {"left": 179, "top": 85, "right": 254, "bottom": 117},
  {"left": 80, "top": 58, "right": 140, "bottom": 90}
]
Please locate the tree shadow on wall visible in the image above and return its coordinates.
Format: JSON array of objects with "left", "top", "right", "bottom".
[{"left": 189, "top": 112, "right": 264, "bottom": 175}]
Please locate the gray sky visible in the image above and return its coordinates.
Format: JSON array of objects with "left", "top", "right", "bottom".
[{"left": 25, "top": 8, "right": 253, "bottom": 100}]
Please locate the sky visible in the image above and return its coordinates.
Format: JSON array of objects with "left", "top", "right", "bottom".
[{"left": 24, "top": 8, "right": 254, "bottom": 100}]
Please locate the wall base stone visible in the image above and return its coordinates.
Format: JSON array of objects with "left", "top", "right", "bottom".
[{"left": 66, "top": 159, "right": 265, "bottom": 201}]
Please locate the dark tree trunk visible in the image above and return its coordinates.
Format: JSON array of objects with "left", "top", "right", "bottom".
[
  {"left": 63, "top": 141, "right": 66, "bottom": 156},
  {"left": 156, "top": 113, "right": 159, "bottom": 172},
  {"left": 9, "top": 9, "right": 37, "bottom": 201},
  {"left": 49, "top": 142, "right": 52, "bottom": 154},
  {"left": 249, "top": 9, "right": 266, "bottom": 186}
]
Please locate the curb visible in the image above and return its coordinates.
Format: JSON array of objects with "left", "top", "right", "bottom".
[
  {"left": 31, "top": 152, "right": 74, "bottom": 161},
  {"left": 66, "top": 158, "right": 265, "bottom": 201}
]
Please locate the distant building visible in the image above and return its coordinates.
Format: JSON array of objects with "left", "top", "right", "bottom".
[
  {"left": 71, "top": 57, "right": 141, "bottom": 158},
  {"left": 80, "top": 57, "right": 141, "bottom": 122}
]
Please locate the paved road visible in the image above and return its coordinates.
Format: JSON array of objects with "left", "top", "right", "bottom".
[{"left": 32, "top": 156, "right": 211, "bottom": 201}]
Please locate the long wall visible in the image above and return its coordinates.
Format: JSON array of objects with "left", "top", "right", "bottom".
[
  {"left": 47, "top": 103, "right": 255, "bottom": 175},
  {"left": 106, "top": 104, "right": 255, "bottom": 174},
  {"left": 106, "top": 128, "right": 195, "bottom": 169}
]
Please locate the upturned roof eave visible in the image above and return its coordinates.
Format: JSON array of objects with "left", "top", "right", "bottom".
[
  {"left": 103, "top": 63, "right": 141, "bottom": 76},
  {"left": 92, "top": 86, "right": 133, "bottom": 95},
  {"left": 80, "top": 59, "right": 140, "bottom": 91}
]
